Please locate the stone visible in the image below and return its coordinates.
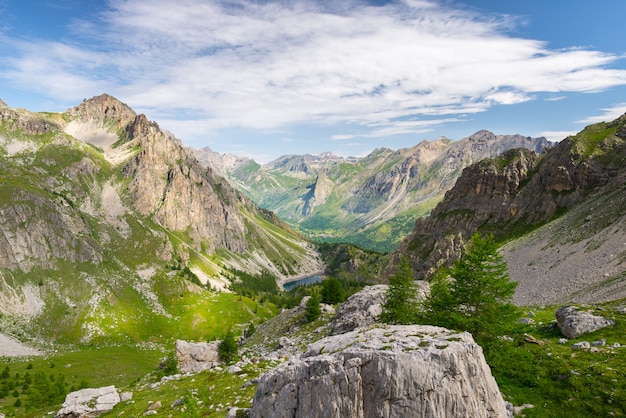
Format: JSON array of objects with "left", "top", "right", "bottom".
[
  {"left": 320, "top": 303, "right": 336, "bottom": 315},
  {"left": 55, "top": 385, "right": 120, "bottom": 417},
  {"left": 558, "top": 338, "right": 568, "bottom": 344},
  {"left": 228, "top": 365, "right": 243, "bottom": 374},
  {"left": 147, "top": 401, "right": 161, "bottom": 411},
  {"left": 120, "top": 392, "right": 133, "bottom": 402},
  {"left": 175, "top": 339, "right": 220, "bottom": 374},
  {"left": 227, "top": 407, "right": 250, "bottom": 417},
  {"left": 328, "top": 285, "right": 390, "bottom": 335},
  {"left": 571, "top": 341, "right": 591, "bottom": 349},
  {"left": 591, "top": 339, "right": 606, "bottom": 347},
  {"left": 249, "top": 324, "right": 507, "bottom": 418},
  {"left": 556, "top": 306, "right": 615, "bottom": 339},
  {"left": 170, "top": 397, "right": 184, "bottom": 408},
  {"left": 276, "top": 337, "right": 294, "bottom": 349}
]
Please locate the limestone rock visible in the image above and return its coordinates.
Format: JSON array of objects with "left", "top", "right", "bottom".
[
  {"left": 328, "top": 285, "right": 387, "bottom": 335},
  {"left": 556, "top": 306, "right": 615, "bottom": 339},
  {"left": 329, "top": 283, "right": 429, "bottom": 336},
  {"left": 175, "top": 339, "right": 220, "bottom": 374},
  {"left": 56, "top": 385, "right": 120, "bottom": 417},
  {"left": 249, "top": 325, "right": 507, "bottom": 418}
]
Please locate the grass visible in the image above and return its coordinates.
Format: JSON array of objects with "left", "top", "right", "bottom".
[
  {"left": 0, "top": 346, "right": 163, "bottom": 417},
  {"left": 484, "top": 303, "right": 626, "bottom": 417}
]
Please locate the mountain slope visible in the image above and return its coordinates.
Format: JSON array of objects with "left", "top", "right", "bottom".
[
  {"left": 395, "top": 113, "right": 626, "bottom": 304},
  {"left": 199, "top": 132, "right": 552, "bottom": 252},
  {"left": 0, "top": 95, "right": 322, "bottom": 344}
]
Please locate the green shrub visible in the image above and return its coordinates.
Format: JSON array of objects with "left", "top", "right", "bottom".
[
  {"left": 305, "top": 295, "right": 321, "bottom": 323},
  {"left": 218, "top": 330, "right": 239, "bottom": 364}
]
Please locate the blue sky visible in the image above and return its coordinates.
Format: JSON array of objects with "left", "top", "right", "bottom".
[{"left": 1, "top": 0, "right": 626, "bottom": 163}]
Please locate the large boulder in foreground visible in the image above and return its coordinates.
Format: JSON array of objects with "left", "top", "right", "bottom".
[
  {"left": 556, "top": 306, "right": 615, "bottom": 339},
  {"left": 249, "top": 325, "right": 507, "bottom": 418},
  {"left": 56, "top": 385, "right": 120, "bottom": 417},
  {"left": 175, "top": 339, "right": 220, "bottom": 373}
]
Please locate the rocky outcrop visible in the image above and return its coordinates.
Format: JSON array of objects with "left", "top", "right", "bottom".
[
  {"left": 56, "top": 385, "right": 120, "bottom": 417},
  {"left": 302, "top": 170, "right": 334, "bottom": 215},
  {"left": 249, "top": 325, "right": 507, "bottom": 418},
  {"left": 328, "top": 285, "right": 388, "bottom": 335},
  {"left": 556, "top": 306, "right": 615, "bottom": 339},
  {"left": 175, "top": 339, "right": 221, "bottom": 373},
  {"left": 0, "top": 105, "right": 59, "bottom": 136},
  {"left": 0, "top": 189, "right": 102, "bottom": 272}
]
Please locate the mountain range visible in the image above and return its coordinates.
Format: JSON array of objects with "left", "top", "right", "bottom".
[
  {"left": 0, "top": 94, "right": 321, "bottom": 344},
  {"left": 196, "top": 131, "right": 553, "bottom": 252},
  {"left": 2, "top": 92, "right": 626, "bottom": 345},
  {"left": 394, "top": 114, "right": 626, "bottom": 304}
]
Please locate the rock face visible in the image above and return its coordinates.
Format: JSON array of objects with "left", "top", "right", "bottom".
[
  {"left": 56, "top": 385, "right": 120, "bottom": 417},
  {"left": 175, "top": 339, "right": 220, "bottom": 373},
  {"left": 556, "top": 306, "right": 615, "bottom": 339},
  {"left": 249, "top": 325, "right": 507, "bottom": 418}
]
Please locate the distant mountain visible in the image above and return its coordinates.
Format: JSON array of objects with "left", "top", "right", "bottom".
[
  {"left": 196, "top": 131, "right": 553, "bottom": 252},
  {"left": 0, "top": 94, "right": 322, "bottom": 344},
  {"left": 393, "top": 113, "right": 626, "bottom": 305}
]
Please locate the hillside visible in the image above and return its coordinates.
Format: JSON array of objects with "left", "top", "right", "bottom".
[
  {"left": 395, "top": 113, "right": 626, "bottom": 304},
  {"left": 0, "top": 95, "right": 322, "bottom": 345},
  {"left": 197, "top": 131, "right": 552, "bottom": 252}
]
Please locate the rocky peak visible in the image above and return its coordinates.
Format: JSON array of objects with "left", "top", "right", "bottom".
[
  {"left": 67, "top": 94, "right": 136, "bottom": 128},
  {"left": 121, "top": 113, "right": 248, "bottom": 253}
]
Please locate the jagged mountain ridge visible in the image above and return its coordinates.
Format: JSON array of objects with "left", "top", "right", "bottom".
[
  {"left": 395, "top": 113, "right": 626, "bottom": 304},
  {"left": 0, "top": 94, "right": 322, "bottom": 343},
  {"left": 197, "top": 131, "right": 553, "bottom": 252}
]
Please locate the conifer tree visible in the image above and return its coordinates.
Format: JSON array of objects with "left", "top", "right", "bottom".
[
  {"left": 218, "top": 330, "right": 239, "bottom": 364},
  {"left": 305, "top": 294, "right": 321, "bottom": 322},
  {"left": 420, "top": 232, "right": 519, "bottom": 339},
  {"left": 379, "top": 257, "right": 419, "bottom": 324},
  {"left": 321, "top": 278, "right": 345, "bottom": 304}
]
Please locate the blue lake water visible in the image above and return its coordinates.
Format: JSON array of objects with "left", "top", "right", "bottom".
[{"left": 282, "top": 275, "right": 323, "bottom": 291}]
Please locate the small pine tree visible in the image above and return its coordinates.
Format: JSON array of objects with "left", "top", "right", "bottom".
[
  {"left": 379, "top": 257, "right": 419, "bottom": 324},
  {"left": 14, "top": 397, "right": 21, "bottom": 407},
  {"left": 420, "top": 232, "right": 519, "bottom": 340},
  {"left": 304, "top": 295, "right": 321, "bottom": 323},
  {"left": 321, "top": 278, "right": 345, "bottom": 305},
  {"left": 161, "top": 353, "right": 178, "bottom": 376},
  {"left": 218, "top": 330, "right": 239, "bottom": 364}
]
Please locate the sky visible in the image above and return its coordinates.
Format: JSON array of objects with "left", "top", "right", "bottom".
[{"left": 1, "top": 0, "right": 626, "bottom": 163}]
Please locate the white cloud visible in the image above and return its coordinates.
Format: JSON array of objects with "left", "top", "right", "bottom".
[
  {"left": 577, "top": 103, "right": 626, "bottom": 124},
  {"left": 2, "top": 0, "right": 626, "bottom": 143}
]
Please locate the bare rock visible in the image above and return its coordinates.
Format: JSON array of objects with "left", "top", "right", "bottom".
[
  {"left": 249, "top": 325, "right": 507, "bottom": 418},
  {"left": 55, "top": 385, "right": 120, "bottom": 417},
  {"left": 556, "top": 306, "right": 615, "bottom": 339},
  {"left": 329, "top": 283, "right": 429, "bottom": 336},
  {"left": 175, "top": 339, "right": 220, "bottom": 374},
  {"left": 328, "top": 285, "right": 387, "bottom": 335}
]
